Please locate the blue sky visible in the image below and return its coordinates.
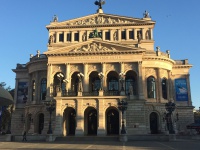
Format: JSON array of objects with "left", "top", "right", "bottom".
[{"left": 0, "top": 0, "right": 200, "bottom": 109}]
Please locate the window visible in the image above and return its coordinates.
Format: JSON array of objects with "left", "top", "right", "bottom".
[
  {"left": 32, "top": 80, "right": 35, "bottom": 101},
  {"left": 67, "top": 33, "right": 71, "bottom": 41},
  {"left": 147, "top": 76, "right": 156, "bottom": 98},
  {"left": 40, "top": 78, "right": 47, "bottom": 100},
  {"left": 74, "top": 33, "right": 79, "bottom": 41},
  {"left": 125, "top": 77, "right": 136, "bottom": 95},
  {"left": 108, "top": 77, "right": 118, "bottom": 91},
  {"left": 105, "top": 31, "right": 110, "bottom": 40},
  {"left": 121, "top": 31, "right": 126, "bottom": 40},
  {"left": 92, "top": 77, "right": 101, "bottom": 91},
  {"left": 59, "top": 33, "right": 64, "bottom": 42},
  {"left": 129, "top": 30, "right": 134, "bottom": 39},
  {"left": 162, "top": 78, "right": 167, "bottom": 99}
]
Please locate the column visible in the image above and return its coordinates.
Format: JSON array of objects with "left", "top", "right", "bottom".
[
  {"left": 56, "top": 32, "right": 59, "bottom": 43},
  {"left": 167, "top": 71, "right": 171, "bottom": 100},
  {"left": 142, "top": 28, "right": 145, "bottom": 40},
  {"left": 83, "top": 63, "right": 89, "bottom": 92},
  {"left": 186, "top": 75, "right": 192, "bottom": 106},
  {"left": 157, "top": 68, "right": 162, "bottom": 102},
  {"left": 102, "top": 30, "right": 105, "bottom": 41},
  {"left": 110, "top": 29, "right": 113, "bottom": 41},
  {"left": 71, "top": 31, "right": 74, "bottom": 42},
  {"left": 76, "top": 99, "right": 84, "bottom": 136},
  {"left": 65, "top": 63, "right": 70, "bottom": 93},
  {"left": 150, "top": 28, "right": 153, "bottom": 40},
  {"left": 138, "top": 61, "right": 144, "bottom": 99},
  {"left": 97, "top": 99, "right": 106, "bottom": 135},
  {"left": 78, "top": 31, "right": 82, "bottom": 42},
  {"left": 46, "top": 64, "right": 52, "bottom": 101},
  {"left": 126, "top": 29, "right": 129, "bottom": 40},
  {"left": 120, "top": 62, "right": 125, "bottom": 96},
  {"left": 134, "top": 29, "right": 137, "bottom": 40},
  {"left": 118, "top": 29, "right": 121, "bottom": 41},
  {"left": 102, "top": 63, "right": 106, "bottom": 90},
  {"left": 64, "top": 31, "right": 67, "bottom": 42},
  {"left": 53, "top": 99, "right": 63, "bottom": 135}
]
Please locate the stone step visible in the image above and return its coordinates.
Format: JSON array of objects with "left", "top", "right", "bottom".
[{"left": 55, "top": 136, "right": 119, "bottom": 142}]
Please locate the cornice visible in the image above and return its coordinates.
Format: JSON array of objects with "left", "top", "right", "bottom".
[
  {"left": 143, "top": 57, "right": 175, "bottom": 64},
  {"left": 173, "top": 65, "right": 193, "bottom": 69},
  {"left": 26, "top": 59, "right": 47, "bottom": 67},
  {"left": 46, "top": 50, "right": 145, "bottom": 57}
]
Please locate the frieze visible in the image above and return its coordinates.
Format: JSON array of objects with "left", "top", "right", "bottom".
[
  {"left": 67, "top": 16, "right": 134, "bottom": 26},
  {"left": 88, "top": 64, "right": 101, "bottom": 74},
  {"left": 124, "top": 63, "right": 137, "bottom": 73},
  {"left": 145, "top": 68, "right": 156, "bottom": 77},
  {"left": 70, "top": 65, "right": 83, "bottom": 75},
  {"left": 69, "top": 43, "right": 117, "bottom": 52}
]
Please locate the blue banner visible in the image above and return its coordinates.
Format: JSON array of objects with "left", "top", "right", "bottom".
[
  {"left": 175, "top": 78, "right": 188, "bottom": 101},
  {"left": 17, "top": 82, "right": 28, "bottom": 104}
]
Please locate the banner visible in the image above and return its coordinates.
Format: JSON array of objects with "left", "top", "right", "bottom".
[
  {"left": 175, "top": 78, "right": 188, "bottom": 101},
  {"left": 17, "top": 82, "right": 28, "bottom": 103}
]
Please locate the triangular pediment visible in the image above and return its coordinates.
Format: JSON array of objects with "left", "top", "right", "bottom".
[
  {"left": 44, "top": 39, "right": 145, "bottom": 55},
  {"left": 46, "top": 13, "right": 155, "bottom": 29}
]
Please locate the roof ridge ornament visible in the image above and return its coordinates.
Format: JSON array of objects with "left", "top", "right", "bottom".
[{"left": 95, "top": 0, "right": 105, "bottom": 13}]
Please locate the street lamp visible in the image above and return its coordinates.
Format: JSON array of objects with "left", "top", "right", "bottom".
[
  {"left": 56, "top": 73, "right": 64, "bottom": 92},
  {"left": 118, "top": 99, "right": 128, "bottom": 134},
  {"left": 164, "top": 101, "right": 176, "bottom": 134},
  {"left": 98, "top": 72, "right": 104, "bottom": 91},
  {"left": 44, "top": 100, "right": 56, "bottom": 134},
  {"left": 119, "top": 72, "right": 125, "bottom": 91}
]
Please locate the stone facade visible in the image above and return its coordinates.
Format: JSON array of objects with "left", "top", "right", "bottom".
[{"left": 11, "top": 9, "right": 194, "bottom": 138}]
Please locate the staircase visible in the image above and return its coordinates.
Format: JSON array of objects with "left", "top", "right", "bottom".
[{"left": 55, "top": 136, "right": 119, "bottom": 142}]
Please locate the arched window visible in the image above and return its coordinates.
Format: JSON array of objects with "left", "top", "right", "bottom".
[
  {"left": 125, "top": 77, "right": 135, "bottom": 95},
  {"left": 40, "top": 78, "right": 47, "bottom": 100},
  {"left": 32, "top": 80, "right": 35, "bottom": 101},
  {"left": 108, "top": 77, "right": 118, "bottom": 91},
  {"left": 162, "top": 78, "right": 167, "bottom": 99},
  {"left": 92, "top": 77, "right": 100, "bottom": 91},
  {"left": 147, "top": 76, "right": 156, "bottom": 98}
]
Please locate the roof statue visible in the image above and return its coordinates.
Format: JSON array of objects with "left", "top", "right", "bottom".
[
  {"left": 52, "top": 15, "right": 58, "bottom": 22},
  {"left": 143, "top": 10, "right": 150, "bottom": 18},
  {"left": 89, "top": 29, "right": 102, "bottom": 38},
  {"left": 95, "top": 0, "right": 105, "bottom": 13}
]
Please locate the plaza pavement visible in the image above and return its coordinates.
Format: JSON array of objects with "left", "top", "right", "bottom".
[{"left": 0, "top": 139, "right": 200, "bottom": 150}]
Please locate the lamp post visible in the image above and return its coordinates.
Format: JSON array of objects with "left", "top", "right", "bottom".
[
  {"left": 56, "top": 73, "right": 64, "bottom": 92},
  {"left": 118, "top": 99, "right": 128, "bottom": 134},
  {"left": 164, "top": 101, "right": 176, "bottom": 134},
  {"left": 98, "top": 72, "right": 104, "bottom": 91},
  {"left": 44, "top": 100, "right": 56, "bottom": 134},
  {"left": 119, "top": 72, "right": 125, "bottom": 91}
]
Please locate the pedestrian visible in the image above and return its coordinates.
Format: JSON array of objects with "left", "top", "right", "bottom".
[{"left": 22, "top": 130, "right": 27, "bottom": 141}]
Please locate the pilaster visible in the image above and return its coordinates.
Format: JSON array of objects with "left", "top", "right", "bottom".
[
  {"left": 53, "top": 99, "right": 63, "bottom": 135},
  {"left": 157, "top": 68, "right": 162, "bottom": 102},
  {"left": 76, "top": 99, "right": 84, "bottom": 136},
  {"left": 138, "top": 61, "right": 144, "bottom": 99},
  {"left": 46, "top": 64, "right": 52, "bottom": 101},
  {"left": 118, "top": 29, "right": 121, "bottom": 41},
  {"left": 83, "top": 63, "right": 89, "bottom": 92},
  {"left": 97, "top": 99, "right": 106, "bottom": 135},
  {"left": 65, "top": 63, "right": 70, "bottom": 92},
  {"left": 56, "top": 32, "right": 59, "bottom": 43}
]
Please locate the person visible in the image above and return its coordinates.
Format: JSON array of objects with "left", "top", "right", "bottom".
[
  {"left": 128, "top": 84, "right": 133, "bottom": 95},
  {"left": 22, "top": 130, "right": 27, "bottom": 141}
]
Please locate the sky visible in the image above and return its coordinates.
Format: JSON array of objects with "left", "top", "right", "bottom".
[{"left": 0, "top": 0, "right": 200, "bottom": 109}]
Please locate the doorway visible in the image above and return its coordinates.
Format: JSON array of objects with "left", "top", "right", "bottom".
[
  {"left": 150, "top": 112, "right": 159, "bottom": 134},
  {"left": 106, "top": 108, "right": 119, "bottom": 135}
]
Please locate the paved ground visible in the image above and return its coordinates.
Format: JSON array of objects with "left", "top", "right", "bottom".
[{"left": 0, "top": 140, "right": 200, "bottom": 150}]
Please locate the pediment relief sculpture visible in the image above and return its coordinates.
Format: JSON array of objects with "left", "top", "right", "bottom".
[
  {"left": 67, "top": 16, "right": 134, "bottom": 26},
  {"left": 69, "top": 43, "right": 117, "bottom": 52}
]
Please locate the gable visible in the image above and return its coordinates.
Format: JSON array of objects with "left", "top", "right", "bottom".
[
  {"left": 44, "top": 39, "right": 145, "bottom": 55},
  {"left": 46, "top": 13, "right": 155, "bottom": 29}
]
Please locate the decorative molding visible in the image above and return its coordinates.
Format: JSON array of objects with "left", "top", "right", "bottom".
[
  {"left": 145, "top": 68, "right": 156, "bottom": 77},
  {"left": 69, "top": 43, "right": 117, "bottom": 52}
]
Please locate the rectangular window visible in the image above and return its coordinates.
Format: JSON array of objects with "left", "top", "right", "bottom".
[
  {"left": 74, "top": 33, "right": 79, "bottom": 41},
  {"left": 105, "top": 31, "right": 110, "bottom": 40},
  {"left": 129, "top": 30, "right": 134, "bottom": 39},
  {"left": 67, "top": 33, "right": 71, "bottom": 41},
  {"left": 59, "top": 33, "right": 64, "bottom": 42},
  {"left": 121, "top": 31, "right": 126, "bottom": 40}
]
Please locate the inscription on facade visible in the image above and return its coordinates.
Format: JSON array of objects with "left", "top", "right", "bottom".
[{"left": 67, "top": 56, "right": 122, "bottom": 61}]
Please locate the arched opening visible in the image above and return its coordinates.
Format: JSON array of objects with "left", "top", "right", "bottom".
[
  {"left": 106, "top": 107, "right": 119, "bottom": 135},
  {"left": 71, "top": 72, "right": 82, "bottom": 94},
  {"left": 107, "top": 71, "right": 119, "bottom": 91},
  {"left": 147, "top": 76, "right": 156, "bottom": 98},
  {"left": 89, "top": 71, "right": 100, "bottom": 93},
  {"left": 84, "top": 107, "right": 97, "bottom": 135},
  {"left": 38, "top": 113, "right": 44, "bottom": 134},
  {"left": 125, "top": 71, "right": 137, "bottom": 95},
  {"left": 150, "top": 112, "right": 159, "bottom": 134},
  {"left": 63, "top": 107, "right": 76, "bottom": 136},
  {"left": 40, "top": 78, "right": 47, "bottom": 100},
  {"left": 53, "top": 72, "right": 65, "bottom": 96},
  {"left": 162, "top": 78, "right": 167, "bottom": 99}
]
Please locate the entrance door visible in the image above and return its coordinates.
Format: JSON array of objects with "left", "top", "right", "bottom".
[
  {"left": 107, "top": 109, "right": 119, "bottom": 135},
  {"left": 38, "top": 113, "right": 44, "bottom": 134},
  {"left": 88, "top": 109, "right": 97, "bottom": 135},
  {"left": 150, "top": 112, "right": 158, "bottom": 134},
  {"left": 68, "top": 109, "right": 76, "bottom": 135}
]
